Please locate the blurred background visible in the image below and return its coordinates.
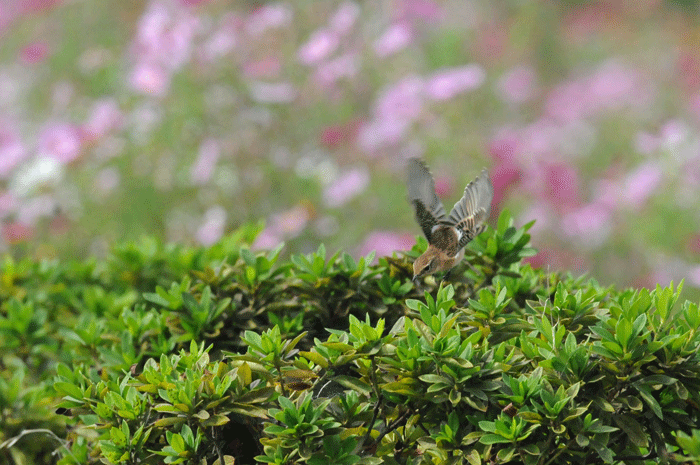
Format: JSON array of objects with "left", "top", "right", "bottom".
[{"left": 1, "top": 0, "right": 700, "bottom": 293}]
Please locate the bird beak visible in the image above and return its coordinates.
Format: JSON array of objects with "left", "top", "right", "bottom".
[{"left": 412, "top": 275, "right": 419, "bottom": 284}]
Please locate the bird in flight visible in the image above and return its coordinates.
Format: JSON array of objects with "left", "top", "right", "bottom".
[{"left": 407, "top": 158, "right": 494, "bottom": 282}]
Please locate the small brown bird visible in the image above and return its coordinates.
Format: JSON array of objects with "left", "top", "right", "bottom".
[{"left": 407, "top": 158, "right": 494, "bottom": 281}]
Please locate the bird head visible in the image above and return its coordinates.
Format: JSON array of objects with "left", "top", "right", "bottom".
[{"left": 412, "top": 247, "right": 440, "bottom": 282}]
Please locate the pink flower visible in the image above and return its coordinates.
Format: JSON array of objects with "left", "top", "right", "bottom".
[
  {"left": 201, "top": 15, "right": 239, "bottom": 61},
  {"left": 491, "top": 162, "right": 522, "bottom": 209},
  {"left": 373, "top": 23, "right": 412, "bottom": 58},
  {"left": 129, "top": 62, "right": 169, "bottom": 96},
  {"left": 0, "top": 124, "right": 27, "bottom": 178},
  {"left": 659, "top": 119, "right": 689, "bottom": 148},
  {"left": 20, "top": 42, "right": 49, "bottom": 64},
  {"left": 38, "top": 123, "right": 82, "bottom": 163},
  {"left": 196, "top": 206, "right": 227, "bottom": 246},
  {"left": 319, "top": 119, "right": 360, "bottom": 148},
  {"left": 376, "top": 75, "right": 424, "bottom": 120},
  {"left": 561, "top": 202, "right": 612, "bottom": 249},
  {"left": 298, "top": 29, "right": 339, "bottom": 65},
  {"left": 252, "top": 228, "right": 282, "bottom": 251},
  {"left": 359, "top": 231, "right": 415, "bottom": 258},
  {"left": 2, "top": 221, "right": 34, "bottom": 244},
  {"left": 542, "top": 162, "right": 580, "bottom": 208},
  {"left": 83, "top": 98, "right": 123, "bottom": 141},
  {"left": 357, "top": 117, "right": 411, "bottom": 153},
  {"left": 620, "top": 162, "right": 662, "bottom": 209},
  {"left": 358, "top": 76, "right": 424, "bottom": 152},
  {"left": 134, "top": 1, "right": 198, "bottom": 71},
  {"left": 270, "top": 205, "right": 310, "bottom": 237},
  {"left": 425, "top": 64, "right": 486, "bottom": 100},
  {"left": 314, "top": 53, "right": 358, "bottom": 86},
  {"left": 496, "top": 66, "right": 536, "bottom": 103},
  {"left": 489, "top": 134, "right": 519, "bottom": 163},
  {"left": 546, "top": 61, "right": 651, "bottom": 121},
  {"left": 330, "top": 2, "right": 360, "bottom": 35},
  {"left": 433, "top": 175, "right": 453, "bottom": 198},
  {"left": 249, "top": 81, "right": 297, "bottom": 103},
  {"left": 190, "top": 139, "right": 220, "bottom": 185},
  {"left": 246, "top": 3, "right": 293, "bottom": 36},
  {"left": 323, "top": 168, "right": 370, "bottom": 207},
  {"left": 243, "top": 57, "right": 282, "bottom": 79},
  {"left": 395, "top": 0, "right": 442, "bottom": 22}
]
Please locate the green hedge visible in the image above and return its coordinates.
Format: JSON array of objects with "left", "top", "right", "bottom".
[{"left": 1, "top": 212, "right": 699, "bottom": 464}]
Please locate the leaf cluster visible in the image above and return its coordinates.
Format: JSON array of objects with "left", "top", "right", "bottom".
[{"left": 1, "top": 212, "right": 700, "bottom": 464}]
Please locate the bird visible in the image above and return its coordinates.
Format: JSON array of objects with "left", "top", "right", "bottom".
[{"left": 407, "top": 158, "right": 494, "bottom": 282}]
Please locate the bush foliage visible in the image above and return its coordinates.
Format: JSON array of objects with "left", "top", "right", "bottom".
[{"left": 1, "top": 212, "right": 699, "bottom": 465}]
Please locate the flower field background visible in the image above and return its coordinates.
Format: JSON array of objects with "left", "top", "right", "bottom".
[{"left": 2, "top": 0, "right": 700, "bottom": 292}]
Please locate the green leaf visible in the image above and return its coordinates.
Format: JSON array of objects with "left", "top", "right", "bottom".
[{"left": 612, "top": 414, "right": 648, "bottom": 448}]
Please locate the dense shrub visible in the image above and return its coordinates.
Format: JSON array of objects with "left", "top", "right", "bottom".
[{"left": 1, "top": 212, "right": 700, "bottom": 464}]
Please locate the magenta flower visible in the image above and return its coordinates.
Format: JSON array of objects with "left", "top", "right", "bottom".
[
  {"left": 358, "top": 230, "right": 415, "bottom": 258},
  {"left": 489, "top": 133, "right": 519, "bottom": 163},
  {"left": 323, "top": 167, "right": 369, "bottom": 207},
  {"left": 373, "top": 23, "right": 412, "bottom": 58},
  {"left": 491, "top": 162, "right": 522, "bottom": 209},
  {"left": 190, "top": 139, "right": 220, "bottom": 185},
  {"left": 538, "top": 162, "right": 580, "bottom": 208},
  {"left": 38, "top": 123, "right": 82, "bottom": 163},
  {"left": 2, "top": 221, "right": 34, "bottom": 244},
  {"left": 319, "top": 119, "right": 360, "bottom": 148},
  {"left": 424, "top": 64, "right": 486, "bottom": 101},
  {"left": 20, "top": 42, "right": 49, "bottom": 64},
  {"left": 330, "top": 2, "right": 360, "bottom": 35},
  {"left": 298, "top": 28, "right": 340, "bottom": 65}
]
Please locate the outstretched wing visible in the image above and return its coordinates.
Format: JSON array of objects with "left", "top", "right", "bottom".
[
  {"left": 407, "top": 158, "right": 446, "bottom": 241},
  {"left": 445, "top": 169, "right": 494, "bottom": 249}
]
